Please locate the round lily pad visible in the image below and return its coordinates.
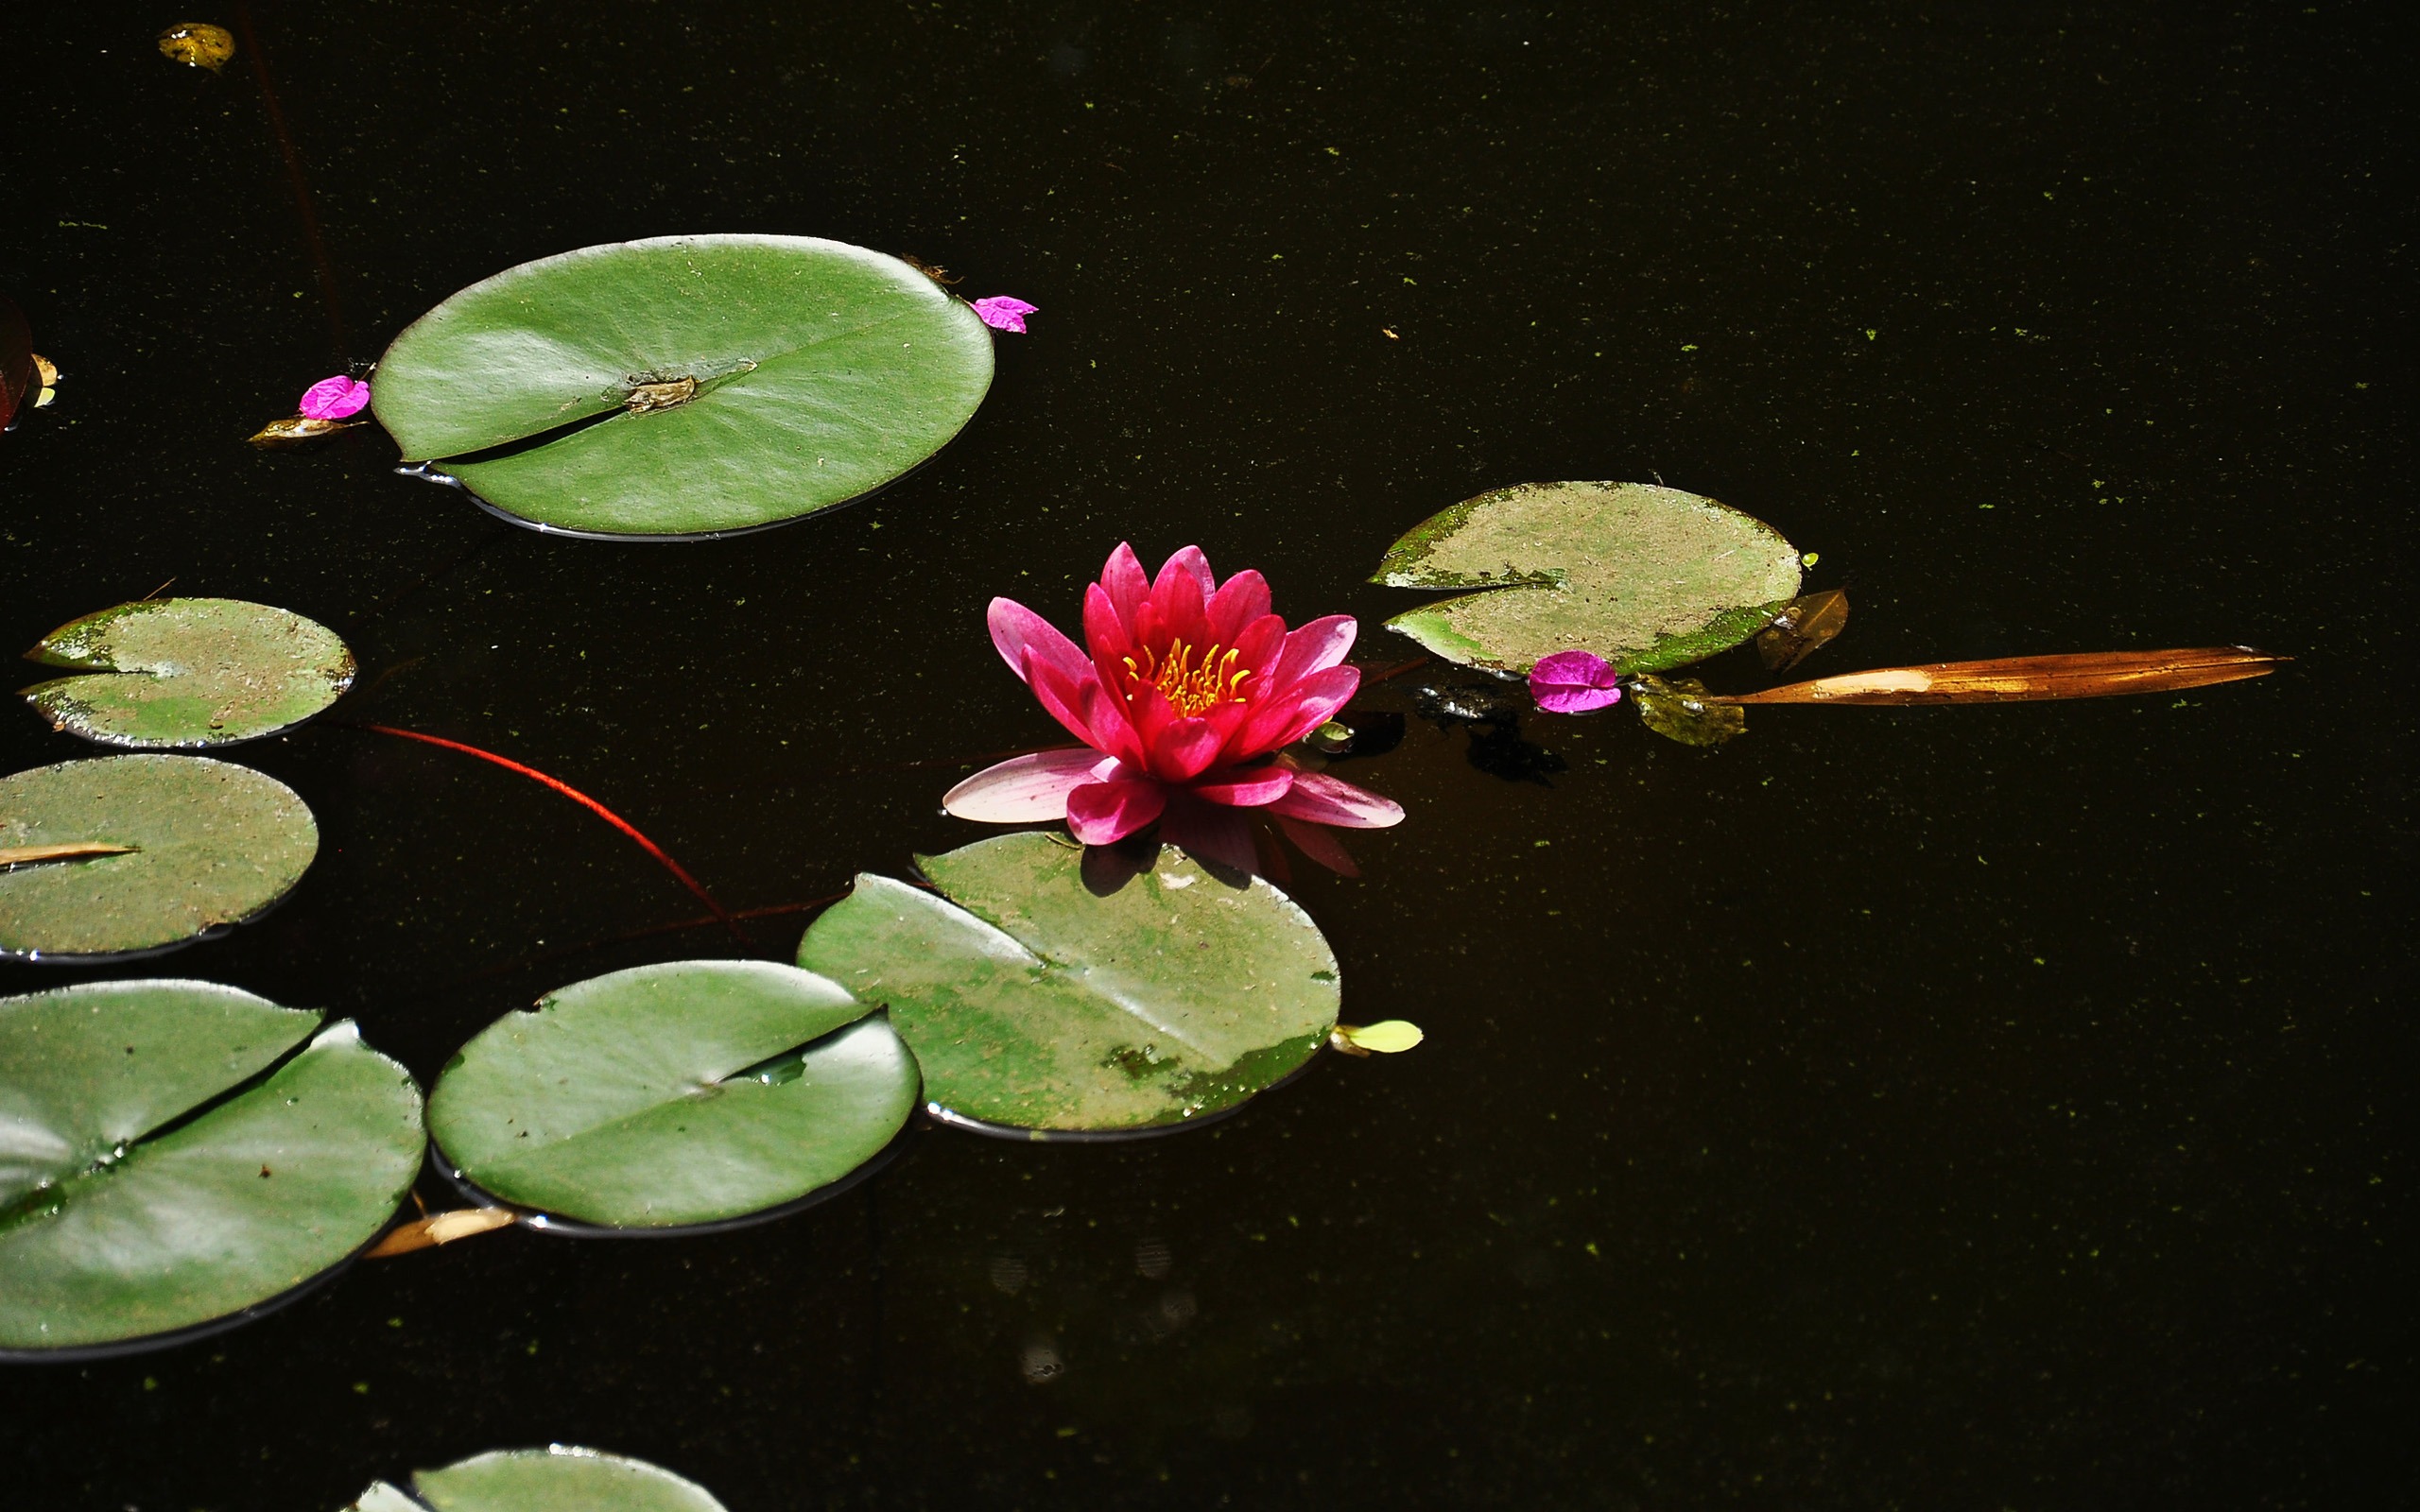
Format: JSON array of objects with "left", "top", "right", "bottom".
[
  {"left": 0, "top": 756, "right": 319, "bottom": 962},
  {"left": 20, "top": 597, "right": 355, "bottom": 747},
  {"left": 371, "top": 234, "right": 996, "bottom": 540},
  {"left": 349, "top": 1447, "right": 728, "bottom": 1512},
  {"left": 796, "top": 833, "right": 1340, "bottom": 1136},
  {"left": 0, "top": 981, "right": 424, "bottom": 1356},
  {"left": 1373, "top": 480, "right": 1804, "bottom": 674},
  {"left": 428, "top": 959, "right": 918, "bottom": 1230}
]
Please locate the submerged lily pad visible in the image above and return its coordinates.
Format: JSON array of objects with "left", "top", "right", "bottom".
[
  {"left": 349, "top": 1447, "right": 729, "bottom": 1512},
  {"left": 0, "top": 981, "right": 423, "bottom": 1354},
  {"left": 1374, "top": 480, "right": 1804, "bottom": 674},
  {"left": 1633, "top": 674, "right": 1747, "bottom": 746},
  {"left": 796, "top": 833, "right": 1340, "bottom": 1135},
  {"left": 0, "top": 756, "right": 319, "bottom": 961},
  {"left": 371, "top": 234, "right": 996, "bottom": 539},
  {"left": 21, "top": 598, "right": 355, "bottom": 747},
  {"left": 428, "top": 960, "right": 917, "bottom": 1229}
]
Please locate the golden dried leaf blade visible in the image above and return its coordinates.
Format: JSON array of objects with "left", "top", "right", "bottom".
[
  {"left": 157, "top": 23, "right": 235, "bottom": 71},
  {"left": 249, "top": 416, "right": 364, "bottom": 446},
  {"left": 1756, "top": 588, "right": 1850, "bottom": 671},
  {"left": 0, "top": 841, "right": 138, "bottom": 868},
  {"left": 1714, "top": 647, "right": 2285, "bottom": 705},
  {"left": 360, "top": 1207, "right": 517, "bottom": 1259}
]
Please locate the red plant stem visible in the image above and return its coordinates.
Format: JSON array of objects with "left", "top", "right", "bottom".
[{"left": 357, "top": 723, "right": 750, "bottom": 946}]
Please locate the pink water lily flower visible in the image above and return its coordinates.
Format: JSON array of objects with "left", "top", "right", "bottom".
[
  {"left": 944, "top": 543, "right": 1404, "bottom": 873},
  {"left": 298, "top": 374, "right": 371, "bottom": 420}
]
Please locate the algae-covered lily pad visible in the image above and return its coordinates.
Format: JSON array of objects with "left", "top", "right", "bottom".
[
  {"left": 0, "top": 755, "right": 319, "bottom": 961},
  {"left": 21, "top": 597, "right": 355, "bottom": 747},
  {"left": 796, "top": 832, "right": 1340, "bottom": 1136},
  {"left": 428, "top": 960, "right": 917, "bottom": 1229},
  {"left": 371, "top": 234, "right": 996, "bottom": 539},
  {"left": 1374, "top": 480, "right": 1804, "bottom": 674},
  {"left": 0, "top": 981, "right": 424, "bottom": 1355},
  {"left": 347, "top": 1446, "right": 728, "bottom": 1512}
]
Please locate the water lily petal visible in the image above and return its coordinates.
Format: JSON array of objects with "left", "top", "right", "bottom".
[
  {"left": 1082, "top": 582, "right": 1138, "bottom": 691},
  {"left": 1028, "top": 656, "right": 1112, "bottom": 749},
  {"left": 970, "top": 295, "right": 1038, "bottom": 333},
  {"left": 1530, "top": 649, "right": 1624, "bottom": 713},
  {"left": 1191, "top": 765, "right": 1296, "bottom": 808},
  {"left": 1076, "top": 677, "right": 1148, "bottom": 768},
  {"left": 1205, "top": 569, "right": 1272, "bottom": 644},
  {"left": 1240, "top": 662, "right": 1360, "bottom": 753},
  {"left": 1271, "top": 614, "right": 1357, "bottom": 686},
  {"left": 1067, "top": 775, "right": 1167, "bottom": 845},
  {"left": 1148, "top": 715, "right": 1224, "bottom": 782},
  {"left": 1156, "top": 545, "right": 1218, "bottom": 600},
  {"left": 1145, "top": 551, "right": 1209, "bottom": 641},
  {"left": 298, "top": 374, "right": 371, "bottom": 420},
  {"left": 944, "top": 749, "right": 1115, "bottom": 822},
  {"left": 1099, "top": 542, "right": 1150, "bottom": 635},
  {"left": 991, "top": 597, "right": 1092, "bottom": 686},
  {"left": 1267, "top": 769, "right": 1404, "bottom": 829},
  {"left": 1275, "top": 814, "right": 1361, "bottom": 876}
]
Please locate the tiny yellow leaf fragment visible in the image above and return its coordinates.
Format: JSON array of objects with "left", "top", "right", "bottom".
[
  {"left": 157, "top": 22, "right": 236, "bottom": 72},
  {"left": 31, "top": 353, "right": 60, "bottom": 407},
  {"left": 1331, "top": 1020, "right": 1424, "bottom": 1056}
]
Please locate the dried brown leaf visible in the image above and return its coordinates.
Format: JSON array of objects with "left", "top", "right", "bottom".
[{"left": 360, "top": 1207, "right": 517, "bottom": 1259}]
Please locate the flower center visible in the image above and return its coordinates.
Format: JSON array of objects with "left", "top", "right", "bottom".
[{"left": 1122, "top": 638, "right": 1253, "bottom": 718}]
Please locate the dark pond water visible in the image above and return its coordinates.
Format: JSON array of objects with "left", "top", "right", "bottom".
[{"left": 4, "top": 3, "right": 2411, "bottom": 1506}]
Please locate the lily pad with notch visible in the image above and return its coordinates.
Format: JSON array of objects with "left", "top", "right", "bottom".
[
  {"left": 1374, "top": 480, "right": 1804, "bottom": 675},
  {"left": 795, "top": 832, "right": 1340, "bottom": 1137},
  {"left": 370, "top": 234, "right": 996, "bottom": 539},
  {"left": 344, "top": 1446, "right": 728, "bottom": 1512},
  {"left": 427, "top": 959, "right": 918, "bottom": 1230},
  {"left": 0, "top": 980, "right": 424, "bottom": 1356},
  {"left": 21, "top": 597, "right": 355, "bottom": 747},
  {"left": 0, "top": 755, "right": 319, "bottom": 962}
]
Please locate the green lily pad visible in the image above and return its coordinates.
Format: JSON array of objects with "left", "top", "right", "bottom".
[
  {"left": 1373, "top": 480, "right": 1804, "bottom": 674},
  {"left": 20, "top": 597, "right": 355, "bottom": 747},
  {"left": 796, "top": 833, "right": 1340, "bottom": 1136},
  {"left": 348, "top": 1447, "right": 727, "bottom": 1512},
  {"left": 0, "top": 755, "right": 319, "bottom": 962},
  {"left": 428, "top": 959, "right": 917, "bottom": 1229},
  {"left": 371, "top": 234, "right": 996, "bottom": 539},
  {"left": 0, "top": 981, "right": 424, "bottom": 1354}
]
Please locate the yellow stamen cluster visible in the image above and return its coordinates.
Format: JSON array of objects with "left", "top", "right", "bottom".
[{"left": 1122, "top": 639, "right": 1253, "bottom": 718}]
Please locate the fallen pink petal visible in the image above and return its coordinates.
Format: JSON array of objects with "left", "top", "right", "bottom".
[
  {"left": 298, "top": 374, "right": 372, "bottom": 420},
  {"left": 969, "top": 296, "right": 1039, "bottom": 334},
  {"left": 943, "top": 542, "right": 1404, "bottom": 873},
  {"left": 1530, "top": 649, "right": 1625, "bottom": 713}
]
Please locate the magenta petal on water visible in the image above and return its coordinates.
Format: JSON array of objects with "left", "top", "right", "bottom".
[
  {"left": 298, "top": 375, "right": 371, "bottom": 420},
  {"left": 1529, "top": 649, "right": 1625, "bottom": 713},
  {"left": 944, "top": 748, "right": 1115, "bottom": 823},
  {"left": 970, "top": 296, "right": 1038, "bottom": 334},
  {"left": 1066, "top": 776, "right": 1167, "bottom": 845}
]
